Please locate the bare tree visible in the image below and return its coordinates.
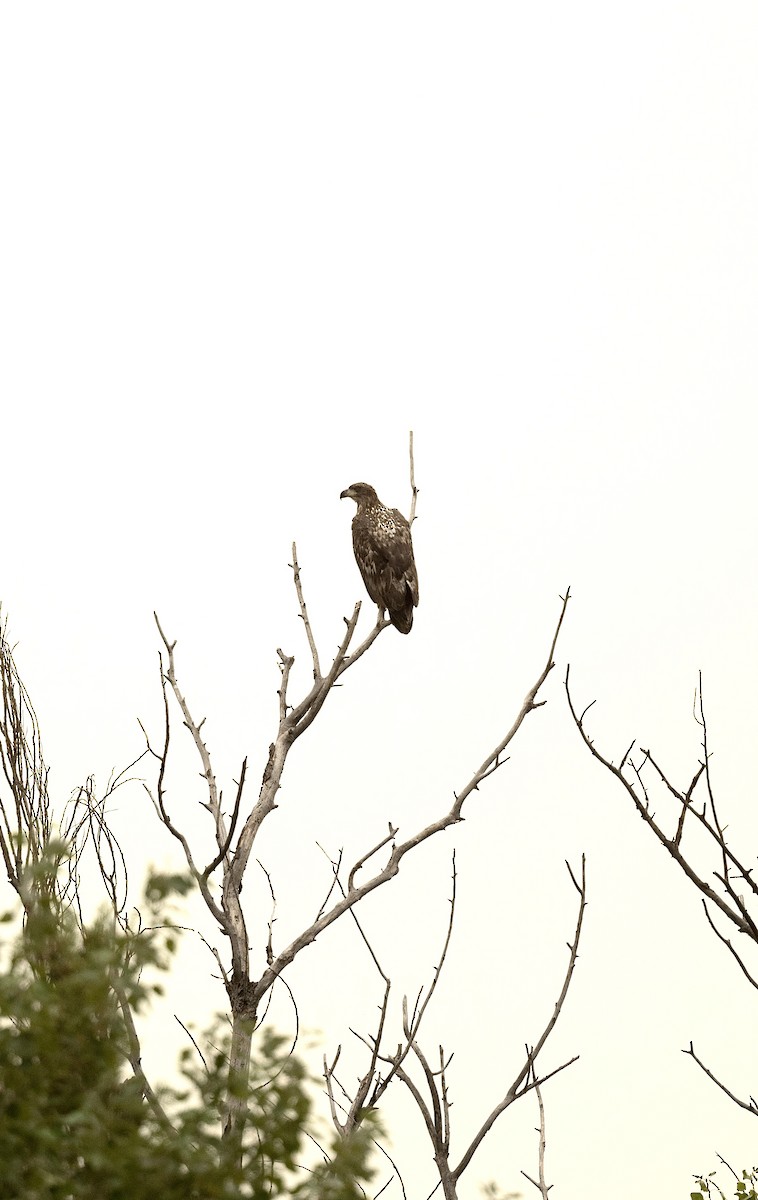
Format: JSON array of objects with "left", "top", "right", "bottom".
[
  {"left": 134, "top": 434, "right": 578, "bottom": 1188},
  {"left": 566, "top": 666, "right": 758, "bottom": 1116},
  {"left": 0, "top": 441, "right": 583, "bottom": 1193}
]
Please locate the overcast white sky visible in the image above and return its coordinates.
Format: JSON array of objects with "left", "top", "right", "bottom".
[{"left": 2, "top": 4, "right": 758, "bottom": 1196}]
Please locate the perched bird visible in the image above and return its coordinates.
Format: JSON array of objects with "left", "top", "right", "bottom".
[{"left": 340, "top": 482, "right": 419, "bottom": 634}]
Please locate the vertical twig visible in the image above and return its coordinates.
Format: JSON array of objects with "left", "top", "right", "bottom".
[{"left": 521, "top": 1081, "right": 551, "bottom": 1197}]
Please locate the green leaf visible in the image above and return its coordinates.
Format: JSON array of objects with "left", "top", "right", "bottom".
[{"left": 0, "top": 860, "right": 350, "bottom": 1200}]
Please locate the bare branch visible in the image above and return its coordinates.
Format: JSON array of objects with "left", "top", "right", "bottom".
[
  {"left": 284, "top": 605, "right": 363, "bottom": 740},
  {"left": 314, "top": 843, "right": 344, "bottom": 921},
  {"left": 452, "top": 857, "right": 585, "bottom": 1181},
  {"left": 565, "top": 667, "right": 755, "bottom": 941},
  {"left": 251, "top": 591, "right": 572, "bottom": 1011},
  {"left": 291, "top": 542, "right": 321, "bottom": 680},
  {"left": 409, "top": 430, "right": 418, "bottom": 526},
  {"left": 277, "top": 649, "right": 295, "bottom": 722},
  {"left": 373, "top": 1139, "right": 408, "bottom": 1200},
  {"left": 142, "top": 628, "right": 230, "bottom": 938},
  {"left": 144, "top": 449, "right": 574, "bottom": 1178},
  {"left": 322, "top": 1045, "right": 347, "bottom": 1131},
  {"left": 347, "top": 824, "right": 398, "bottom": 894},
  {"left": 716, "top": 1154, "right": 742, "bottom": 1183},
  {"left": 641, "top": 746, "right": 756, "bottom": 915},
  {"left": 349, "top": 853, "right": 460, "bottom": 1115},
  {"left": 60, "top": 754, "right": 149, "bottom": 928},
  {"left": 674, "top": 762, "right": 706, "bottom": 847},
  {"left": 439, "top": 1045, "right": 452, "bottom": 1152},
  {"left": 175, "top": 1014, "right": 210, "bottom": 1074},
  {"left": 683, "top": 1042, "right": 758, "bottom": 1117},
  {"left": 406, "top": 853, "right": 458, "bottom": 1043},
  {"left": 334, "top": 611, "right": 391, "bottom": 676},
  {"left": 521, "top": 1082, "right": 552, "bottom": 1197},
  {"left": 701, "top": 900, "right": 758, "bottom": 992},
  {"left": 379, "top": 858, "right": 582, "bottom": 1198},
  {"left": 567, "top": 665, "right": 758, "bottom": 1121},
  {"left": 229, "top": 603, "right": 365, "bottom": 904},
  {"left": 154, "top": 614, "right": 220, "bottom": 818},
  {"left": 257, "top": 859, "right": 277, "bottom": 966},
  {"left": 203, "top": 757, "right": 247, "bottom": 880}
]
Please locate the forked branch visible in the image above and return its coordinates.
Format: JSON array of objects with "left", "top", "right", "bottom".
[
  {"left": 450, "top": 857, "right": 585, "bottom": 1185},
  {"left": 565, "top": 666, "right": 756, "bottom": 943},
  {"left": 376, "top": 857, "right": 583, "bottom": 1200},
  {"left": 323, "top": 853, "right": 459, "bottom": 1142},
  {"left": 251, "top": 589, "right": 572, "bottom": 1011},
  {"left": 141, "top": 432, "right": 571, "bottom": 1177},
  {"left": 566, "top": 666, "right": 758, "bottom": 1116}
]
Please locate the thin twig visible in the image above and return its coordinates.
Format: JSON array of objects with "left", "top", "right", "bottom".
[
  {"left": 565, "top": 667, "right": 756, "bottom": 940},
  {"left": 251, "top": 591, "right": 572, "bottom": 1012},
  {"left": 701, "top": 900, "right": 758, "bottom": 992},
  {"left": 451, "top": 857, "right": 585, "bottom": 1182},
  {"left": 203, "top": 757, "right": 247, "bottom": 880},
  {"left": 683, "top": 1042, "right": 758, "bottom": 1117},
  {"left": 174, "top": 1014, "right": 210, "bottom": 1074},
  {"left": 291, "top": 543, "right": 321, "bottom": 680},
  {"left": 521, "top": 1081, "right": 552, "bottom": 1196}
]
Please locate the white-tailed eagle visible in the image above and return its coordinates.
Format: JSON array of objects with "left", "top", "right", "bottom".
[{"left": 340, "top": 482, "right": 419, "bottom": 634}]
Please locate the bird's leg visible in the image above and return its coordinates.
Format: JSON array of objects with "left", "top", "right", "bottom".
[{"left": 376, "top": 606, "right": 386, "bottom": 627}]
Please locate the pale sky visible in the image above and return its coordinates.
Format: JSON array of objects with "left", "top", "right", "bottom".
[{"left": 2, "top": 5, "right": 758, "bottom": 1197}]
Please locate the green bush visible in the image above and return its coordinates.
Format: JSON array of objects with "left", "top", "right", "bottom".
[{"left": 0, "top": 854, "right": 376, "bottom": 1200}]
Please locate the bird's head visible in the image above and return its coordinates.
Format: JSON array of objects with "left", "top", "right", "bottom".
[{"left": 340, "top": 482, "right": 378, "bottom": 507}]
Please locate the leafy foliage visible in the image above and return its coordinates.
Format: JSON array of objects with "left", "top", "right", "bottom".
[
  {"left": 0, "top": 849, "right": 377, "bottom": 1199},
  {"left": 691, "top": 1166, "right": 758, "bottom": 1200}
]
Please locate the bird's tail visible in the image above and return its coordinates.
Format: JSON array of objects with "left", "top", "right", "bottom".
[{"left": 389, "top": 607, "right": 413, "bottom": 634}]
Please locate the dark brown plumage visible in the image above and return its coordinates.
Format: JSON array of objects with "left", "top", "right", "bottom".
[{"left": 340, "top": 482, "right": 419, "bottom": 634}]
